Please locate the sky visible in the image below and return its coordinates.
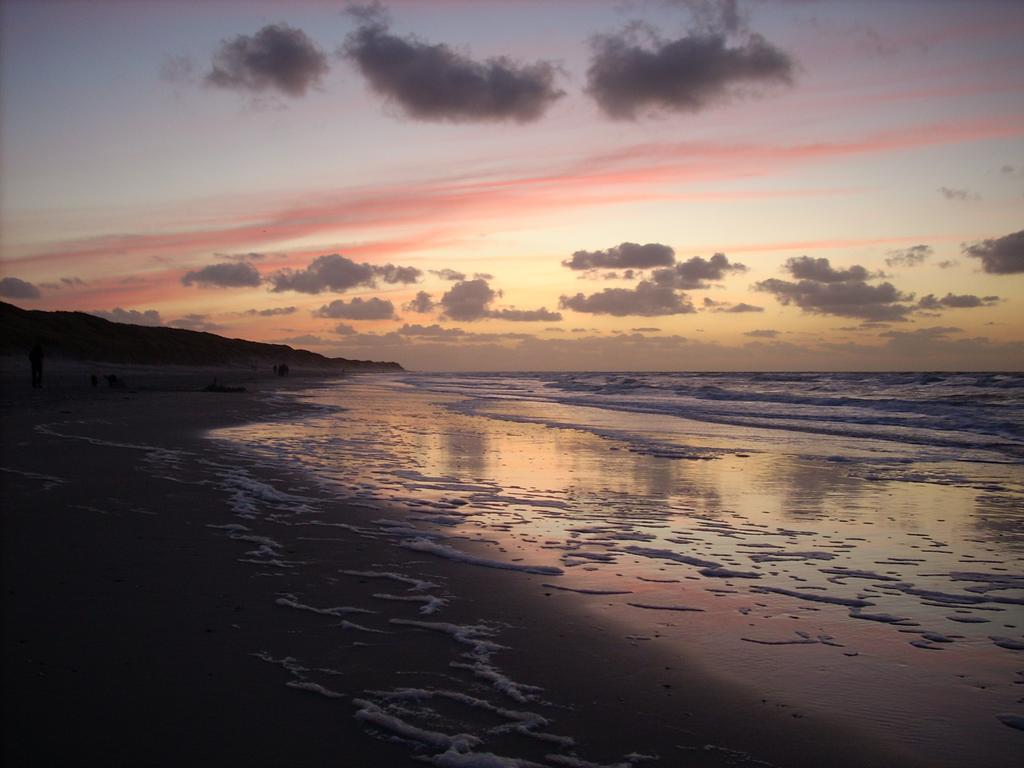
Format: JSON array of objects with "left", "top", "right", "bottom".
[{"left": 1, "top": 0, "right": 1022, "bottom": 371}]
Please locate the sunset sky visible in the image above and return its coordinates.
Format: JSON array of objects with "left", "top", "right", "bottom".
[{"left": 1, "top": 0, "right": 1022, "bottom": 371}]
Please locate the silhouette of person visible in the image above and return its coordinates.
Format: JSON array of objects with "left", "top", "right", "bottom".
[
  {"left": 29, "top": 340, "right": 44, "bottom": 389},
  {"left": 91, "top": 374, "right": 98, "bottom": 388}
]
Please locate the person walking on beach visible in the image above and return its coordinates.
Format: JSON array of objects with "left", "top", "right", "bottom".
[{"left": 29, "top": 340, "right": 44, "bottom": 389}]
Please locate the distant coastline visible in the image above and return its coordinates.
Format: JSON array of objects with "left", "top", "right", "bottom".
[{"left": 0, "top": 301, "right": 402, "bottom": 372}]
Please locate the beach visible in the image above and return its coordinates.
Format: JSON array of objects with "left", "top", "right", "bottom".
[
  {"left": 4, "top": 0, "right": 1023, "bottom": 764},
  {"left": 2, "top": 364, "right": 1022, "bottom": 767}
]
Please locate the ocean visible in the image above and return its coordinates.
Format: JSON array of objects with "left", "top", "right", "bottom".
[{"left": 210, "top": 372, "right": 1024, "bottom": 766}]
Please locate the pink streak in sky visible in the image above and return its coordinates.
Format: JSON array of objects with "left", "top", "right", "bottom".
[{"left": 9, "top": 115, "right": 1022, "bottom": 282}]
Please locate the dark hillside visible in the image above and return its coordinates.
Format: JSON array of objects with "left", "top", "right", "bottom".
[{"left": 0, "top": 302, "right": 402, "bottom": 371}]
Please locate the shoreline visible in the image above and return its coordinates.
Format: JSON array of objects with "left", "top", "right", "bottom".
[
  {"left": 1, "top": 366, "right": 947, "bottom": 766},
  {"left": 1, "top": 368, "right": 414, "bottom": 766}
]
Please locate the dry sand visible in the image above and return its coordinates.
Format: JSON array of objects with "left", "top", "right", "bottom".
[{"left": 1, "top": 361, "right": 925, "bottom": 767}]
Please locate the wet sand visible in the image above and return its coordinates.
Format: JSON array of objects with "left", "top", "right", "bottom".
[{"left": 1, "top": 362, "right": 936, "bottom": 766}]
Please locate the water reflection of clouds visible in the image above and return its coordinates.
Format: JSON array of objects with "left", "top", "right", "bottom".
[
  {"left": 439, "top": 426, "right": 488, "bottom": 478},
  {"left": 972, "top": 493, "right": 1024, "bottom": 550},
  {"left": 246, "top": 383, "right": 1020, "bottom": 562},
  {"left": 750, "top": 456, "right": 869, "bottom": 519},
  {"left": 212, "top": 378, "right": 1024, "bottom": 768}
]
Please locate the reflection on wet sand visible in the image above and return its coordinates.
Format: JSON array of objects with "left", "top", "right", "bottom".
[{"left": 214, "top": 377, "right": 1024, "bottom": 766}]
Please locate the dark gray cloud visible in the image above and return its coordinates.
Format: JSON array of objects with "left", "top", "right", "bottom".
[
  {"left": 937, "top": 259, "right": 958, "bottom": 269},
  {"left": 723, "top": 302, "right": 764, "bottom": 313},
  {"left": 269, "top": 253, "right": 421, "bottom": 293},
  {"left": 90, "top": 307, "right": 162, "bottom": 326},
  {"left": 563, "top": 242, "right": 675, "bottom": 270},
  {"left": 206, "top": 24, "right": 329, "bottom": 97},
  {"left": 744, "top": 329, "right": 779, "bottom": 338},
  {"left": 344, "top": 15, "right": 564, "bottom": 123},
  {"left": 939, "top": 186, "right": 979, "bottom": 201},
  {"left": 489, "top": 308, "right": 563, "bottom": 322},
  {"left": 437, "top": 278, "right": 564, "bottom": 322},
  {"left": 334, "top": 323, "right": 358, "bottom": 336},
  {"left": 430, "top": 268, "right": 466, "bottom": 281},
  {"left": 755, "top": 276, "right": 914, "bottom": 321},
  {"left": 0, "top": 276, "right": 42, "bottom": 299},
  {"left": 375, "top": 264, "right": 422, "bottom": 284},
  {"left": 39, "top": 276, "right": 87, "bottom": 290},
  {"left": 397, "top": 323, "right": 467, "bottom": 339},
  {"left": 917, "top": 293, "right": 999, "bottom": 310},
  {"left": 884, "top": 244, "right": 932, "bottom": 268},
  {"left": 586, "top": 27, "right": 794, "bottom": 119},
  {"left": 182, "top": 261, "right": 261, "bottom": 288},
  {"left": 560, "top": 281, "right": 696, "bottom": 316},
  {"left": 756, "top": 256, "right": 916, "bottom": 321},
  {"left": 602, "top": 269, "right": 639, "bottom": 281},
  {"left": 313, "top": 297, "right": 397, "bottom": 320},
  {"left": 651, "top": 252, "right": 746, "bottom": 289},
  {"left": 169, "top": 314, "right": 222, "bottom": 332},
  {"left": 440, "top": 279, "right": 496, "bottom": 321},
  {"left": 785, "top": 255, "right": 871, "bottom": 282},
  {"left": 244, "top": 306, "right": 297, "bottom": 317},
  {"left": 963, "top": 229, "right": 1024, "bottom": 274},
  {"left": 220, "top": 251, "right": 270, "bottom": 262},
  {"left": 669, "top": 0, "right": 745, "bottom": 35},
  {"left": 878, "top": 326, "right": 961, "bottom": 343},
  {"left": 474, "top": 272, "right": 494, "bottom": 281},
  {"left": 703, "top": 297, "right": 761, "bottom": 312},
  {"left": 403, "top": 291, "right": 436, "bottom": 313}
]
